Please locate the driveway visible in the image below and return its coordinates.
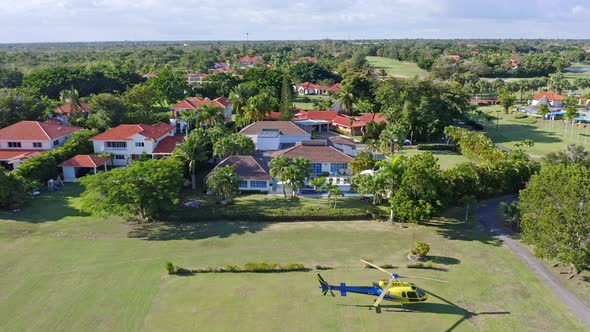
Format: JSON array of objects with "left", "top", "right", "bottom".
[{"left": 477, "top": 196, "right": 590, "bottom": 327}]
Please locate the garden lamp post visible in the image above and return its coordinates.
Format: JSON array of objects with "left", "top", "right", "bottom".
[{"left": 496, "top": 109, "right": 501, "bottom": 131}]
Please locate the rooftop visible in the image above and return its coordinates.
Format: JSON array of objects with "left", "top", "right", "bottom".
[
  {"left": 90, "top": 122, "right": 174, "bottom": 141},
  {"left": 0, "top": 121, "right": 82, "bottom": 141},
  {"left": 240, "top": 121, "right": 310, "bottom": 136},
  {"left": 271, "top": 141, "right": 353, "bottom": 163},
  {"left": 58, "top": 155, "right": 111, "bottom": 168},
  {"left": 207, "top": 155, "right": 270, "bottom": 180}
]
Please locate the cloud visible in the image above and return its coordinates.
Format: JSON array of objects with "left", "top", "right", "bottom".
[{"left": 0, "top": 0, "right": 587, "bottom": 42}]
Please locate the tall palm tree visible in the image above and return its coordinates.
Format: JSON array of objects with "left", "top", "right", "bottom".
[
  {"left": 326, "top": 183, "right": 343, "bottom": 208},
  {"left": 337, "top": 84, "right": 356, "bottom": 113},
  {"left": 196, "top": 104, "right": 225, "bottom": 127},
  {"left": 229, "top": 84, "right": 251, "bottom": 116},
  {"left": 179, "top": 109, "right": 198, "bottom": 135},
  {"left": 173, "top": 129, "right": 209, "bottom": 190},
  {"left": 375, "top": 155, "right": 407, "bottom": 221},
  {"left": 269, "top": 155, "right": 291, "bottom": 198}
]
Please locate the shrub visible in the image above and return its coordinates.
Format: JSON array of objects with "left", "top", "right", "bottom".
[
  {"left": 407, "top": 261, "right": 434, "bottom": 269},
  {"left": 411, "top": 241, "right": 430, "bottom": 257},
  {"left": 315, "top": 265, "right": 332, "bottom": 270},
  {"left": 244, "top": 262, "right": 279, "bottom": 272},
  {"left": 165, "top": 261, "right": 176, "bottom": 274},
  {"left": 416, "top": 144, "right": 458, "bottom": 152},
  {"left": 284, "top": 263, "right": 306, "bottom": 271},
  {"left": 224, "top": 265, "right": 240, "bottom": 272}
]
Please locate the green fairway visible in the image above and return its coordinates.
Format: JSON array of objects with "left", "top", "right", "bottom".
[
  {"left": 366, "top": 56, "right": 428, "bottom": 78},
  {"left": 0, "top": 185, "right": 586, "bottom": 331},
  {"left": 477, "top": 105, "right": 590, "bottom": 156}
]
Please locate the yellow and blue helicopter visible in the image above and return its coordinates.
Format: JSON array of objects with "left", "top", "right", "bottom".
[{"left": 318, "top": 260, "right": 447, "bottom": 313}]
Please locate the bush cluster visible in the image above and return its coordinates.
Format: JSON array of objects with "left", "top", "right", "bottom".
[
  {"left": 411, "top": 241, "right": 431, "bottom": 257},
  {"left": 166, "top": 262, "right": 309, "bottom": 274},
  {"left": 416, "top": 144, "right": 458, "bottom": 152}
]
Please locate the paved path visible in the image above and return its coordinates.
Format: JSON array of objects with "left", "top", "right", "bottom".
[{"left": 477, "top": 196, "right": 590, "bottom": 328}]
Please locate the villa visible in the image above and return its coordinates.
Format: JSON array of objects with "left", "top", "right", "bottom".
[{"left": 240, "top": 121, "right": 311, "bottom": 151}]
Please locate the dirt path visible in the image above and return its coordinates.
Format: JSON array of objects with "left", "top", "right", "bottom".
[{"left": 477, "top": 196, "right": 590, "bottom": 328}]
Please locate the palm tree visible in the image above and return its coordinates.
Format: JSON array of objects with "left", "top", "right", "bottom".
[
  {"left": 326, "top": 183, "right": 343, "bottom": 208},
  {"left": 337, "top": 84, "right": 356, "bottom": 113},
  {"left": 173, "top": 129, "right": 209, "bottom": 190},
  {"left": 374, "top": 155, "right": 407, "bottom": 221},
  {"left": 269, "top": 155, "right": 291, "bottom": 198},
  {"left": 179, "top": 109, "right": 198, "bottom": 135},
  {"left": 282, "top": 164, "right": 306, "bottom": 200},
  {"left": 196, "top": 104, "right": 225, "bottom": 127},
  {"left": 229, "top": 84, "right": 251, "bottom": 115},
  {"left": 206, "top": 165, "right": 239, "bottom": 204},
  {"left": 310, "top": 177, "right": 326, "bottom": 198},
  {"left": 564, "top": 105, "right": 578, "bottom": 139}
]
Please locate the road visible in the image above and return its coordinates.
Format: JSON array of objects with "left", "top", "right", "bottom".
[{"left": 477, "top": 196, "right": 590, "bottom": 328}]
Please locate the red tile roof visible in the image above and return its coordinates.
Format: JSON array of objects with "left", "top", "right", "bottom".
[
  {"left": 264, "top": 112, "right": 283, "bottom": 120},
  {"left": 0, "top": 149, "right": 43, "bottom": 161},
  {"left": 53, "top": 102, "right": 90, "bottom": 115},
  {"left": 208, "top": 155, "right": 270, "bottom": 180},
  {"left": 239, "top": 56, "right": 263, "bottom": 63},
  {"left": 294, "top": 82, "right": 341, "bottom": 92},
  {"left": 0, "top": 121, "right": 81, "bottom": 141},
  {"left": 90, "top": 123, "right": 175, "bottom": 141},
  {"left": 240, "top": 121, "right": 310, "bottom": 136},
  {"left": 356, "top": 113, "right": 386, "bottom": 123},
  {"left": 153, "top": 135, "right": 185, "bottom": 154},
  {"left": 170, "top": 97, "right": 231, "bottom": 110},
  {"left": 295, "top": 110, "right": 339, "bottom": 121},
  {"left": 533, "top": 92, "right": 565, "bottom": 101},
  {"left": 331, "top": 115, "right": 367, "bottom": 128},
  {"left": 272, "top": 142, "right": 353, "bottom": 163},
  {"left": 59, "top": 155, "right": 111, "bottom": 168}
]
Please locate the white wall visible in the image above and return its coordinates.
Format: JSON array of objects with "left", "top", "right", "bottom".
[
  {"left": 62, "top": 167, "right": 76, "bottom": 182},
  {"left": 256, "top": 136, "right": 281, "bottom": 151},
  {"left": 280, "top": 134, "right": 311, "bottom": 144},
  {"left": 0, "top": 134, "right": 73, "bottom": 150}
]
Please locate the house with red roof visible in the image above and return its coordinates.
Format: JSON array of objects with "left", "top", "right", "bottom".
[
  {"left": 169, "top": 96, "right": 233, "bottom": 133},
  {"left": 89, "top": 122, "right": 178, "bottom": 166},
  {"left": 51, "top": 101, "right": 91, "bottom": 124},
  {"left": 532, "top": 92, "right": 565, "bottom": 108},
  {"left": 184, "top": 73, "right": 209, "bottom": 86},
  {"left": 293, "top": 109, "right": 386, "bottom": 136},
  {"left": 212, "top": 62, "right": 230, "bottom": 71},
  {"left": 239, "top": 56, "right": 263, "bottom": 68},
  {"left": 59, "top": 155, "right": 111, "bottom": 182},
  {"left": 293, "top": 82, "right": 342, "bottom": 95},
  {"left": 0, "top": 120, "right": 82, "bottom": 169}
]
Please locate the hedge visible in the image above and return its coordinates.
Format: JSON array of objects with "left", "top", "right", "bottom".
[
  {"left": 166, "top": 262, "right": 310, "bottom": 274},
  {"left": 416, "top": 144, "right": 458, "bottom": 152}
]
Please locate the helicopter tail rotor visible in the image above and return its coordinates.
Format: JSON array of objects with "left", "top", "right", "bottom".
[{"left": 317, "top": 274, "right": 335, "bottom": 297}]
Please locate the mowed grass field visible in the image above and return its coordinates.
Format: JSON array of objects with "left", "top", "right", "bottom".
[
  {"left": 0, "top": 186, "right": 586, "bottom": 331},
  {"left": 367, "top": 56, "right": 428, "bottom": 78},
  {"left": 477, "top": 105, "right": 590, "bottom": 156},
  {"left": 397, "top": 149, "right": 470, "bottom": 170}
]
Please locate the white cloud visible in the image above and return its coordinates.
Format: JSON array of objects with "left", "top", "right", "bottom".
[{"left": 0, "top": 0, "right": 587, "bottom": 42}]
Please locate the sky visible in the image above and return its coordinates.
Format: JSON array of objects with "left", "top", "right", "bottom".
[{"left": 0, "top": 0, "right": 589, "bottom": 43}]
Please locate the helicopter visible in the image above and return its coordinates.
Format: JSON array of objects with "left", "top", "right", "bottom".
[{"left": 317, "top": 260, "right": 447, "bottom": 313}]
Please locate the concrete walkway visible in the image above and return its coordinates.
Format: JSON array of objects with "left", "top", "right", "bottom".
[{"left": 477, "top": 196, "right": 590, "bottom": 328}]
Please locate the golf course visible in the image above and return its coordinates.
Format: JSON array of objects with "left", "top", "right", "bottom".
[{"left": 0, "top": 185, "right": 585, "bottom": 331}]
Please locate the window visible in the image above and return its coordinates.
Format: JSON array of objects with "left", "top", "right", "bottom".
[
  {"left": 238, "top": 181, "right": 248, "bottom": 189},
  {"left": 250, "top": 181, "right": 267, "bottom": 189},
  {"left": 33, "top": 142, "right": 42, "bottom": 148},
  {"left": 416, "top": 288, "right": 425, "bottom": 298},
  {"left": 106, "top": 141, "right": 127, "bottom": 149},
  {"left": 402, "top": 292, "right": 406, "bottom": 298},
  {"left": 135, "top": 142, "right": 145, "bottom": 147},
  {"left": 53, "top": 140, "right": 59, "bottom": 147},
  {"left": 407, "top": 292, "right": 417, "bottom": 299},
  {"left": 330, "top": 163, "right": 348, "bottom": 174},
  {"left": 311, "top": 163, "right": 322, "bottom": 174},
  {"left": 8, "top": 142, "right": 22, "bottom": 148},
  {"left": 114, "top": 155, "right": 126, "bottom": 160}
]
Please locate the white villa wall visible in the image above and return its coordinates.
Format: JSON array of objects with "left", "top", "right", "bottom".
[{"left": 0, "top": 134, "right": 74, "bottom": 150}]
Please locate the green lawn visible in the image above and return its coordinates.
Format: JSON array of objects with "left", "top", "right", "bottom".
[
  {"left": 293, "top": 94, "right": 332, "bottom": 110},
  {"left": 0, "top": 185, "right": 586, "bottom": 331},
  {"left": 477, "top": 105, "right": 590, "bottom": 156},
  {"left": 397, "top": 149, "right": 470, "bottom": 170},
  {"left": 366, "top": 56, "right": 428, "bottom": 78}
]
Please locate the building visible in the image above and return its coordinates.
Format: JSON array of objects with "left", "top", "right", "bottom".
[
  {"left": 239, "top": 56, "right": 263, "bottom": 67},
  {"left": 0, "top": 121, "right": 82, "bottom": 169},
  {"left": 59, "top": 155, "right": 111, "bottom": 182},
  {"left": 532, "top": 92, "right": 565, "bottom": 108},
  {"left": 293, "top": 110, "right": 386, "bottom": 136},
  {"left": 271, "top": 140, "right": 353, "bottom": 191},
  {"left": 169, "top": 97, "right": 233, "bottom": 132},
  {"left": 239, "top": 121, "right": 311, "bottom": 151},
  {"left": 207, "top": 155, "right": 272, "bottom": 192},
  {"left": 184, "top": 73, "right": 209, "bottom": 86},
  {"left": 89, "top": 123, "right": 177, "bottom": 166},
  {"left": 51, "top": 101, "right": 91, "bottom": 124},
  {"left": 293, "top": 82, "right": 342, "bottom": 95}
]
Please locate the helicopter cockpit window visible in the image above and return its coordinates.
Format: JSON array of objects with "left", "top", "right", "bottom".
[
  {"left": 407, "top": 292, "right": 418, "bottom": 299},
  {"left": 416, "top": 288, "right": 425, "bottom": 297},
  {"left": 402, "top": 292, "right": 406, "bottom": 298}
]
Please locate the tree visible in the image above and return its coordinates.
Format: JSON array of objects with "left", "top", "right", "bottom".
[
  {"left": 179, "top": 109, "right": 198, "bottom": 135},
  {"left": 350, "top": 151, "right": 375, "bottom": 174},
  {"left": 543, "top": 144, "right": 590, "bottom": 169},
  {"left": 374, "top": 155, "right": 407, "bottom": 221},
  {"left": 207, "top": 165, "right": 239, "bottom": 204},
  {"left": 564, "top": 105, "right": 578, "bottom": 138},
  {"left": 124, "top": 82, "right": 159, "bottom": 122},
  {"left": 279, "top": 76, "right": 294, "bottom": 120},
  {"left": 0, "top": 172, "right": 28, "bottom": 209},
  {"left": 282, "top": 163, "right": 307, "bottom": 200},
  {"left": 242, "top": 92, "right": 277, "bottom": 123},
  {"left": 213, "top": 133, "right": 255, "bottom": 158},
  {"left": 337, "top": 84, "right": 356, "bottom": 113},
  {"left": 80, "top": 158, "right": 183, "bottom": 220},
  {"left": 173, "top": 129, "right": 209, "bottom": 190},
  {"left": 86, "top": 93, "right": 129, "bottom": 131},
  {"left": 378, "top": 123, "right": 407, "bottom": 155},
  {"left": 151, "top": 67, "right": 189, "bottom": 105},
  {"left": 539, "top": 103, "right": 550, "bottom": 118},
  {"left": 497, "top": 88, "right": 516, "bottom": 114},
  {"left": 391, "top": 152, "right": 445, "bottom": 223},
  {"left": 326, "top": 183, "right": 343, "bottom": 208},
  {"left": 309, "top": 177, "right": 327, "bottom": 198},
  {"left": 269, "top": 155, "right": 291, "bottom": 198},
  {"left": 196, "top": 104, "right": 225, "bottom": 127},
  {"left": 519, "top": 163, "right": 590, "bottom": 271}
]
